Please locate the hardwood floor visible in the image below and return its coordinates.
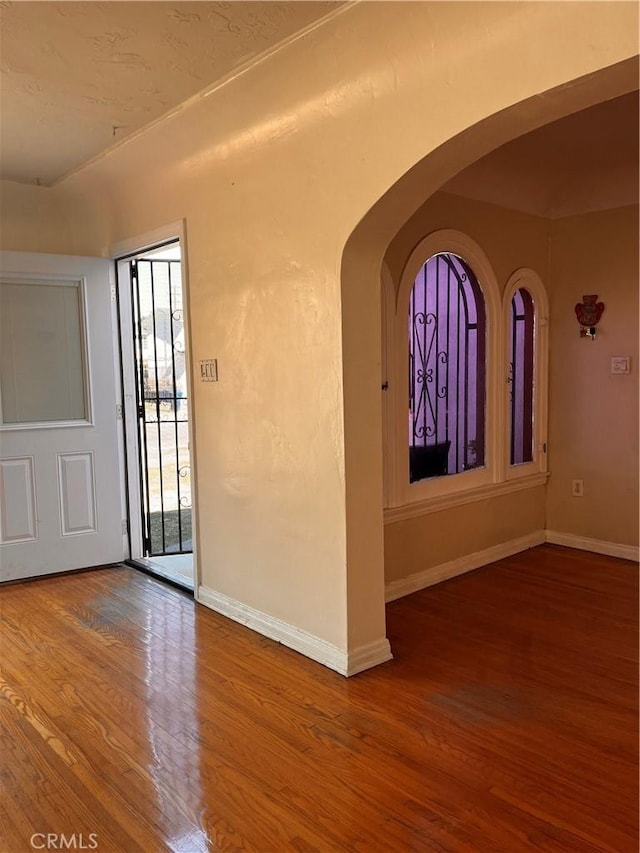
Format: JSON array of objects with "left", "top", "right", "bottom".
[{"left": 1, "top": 545, "right": 637, "bottom": 852}]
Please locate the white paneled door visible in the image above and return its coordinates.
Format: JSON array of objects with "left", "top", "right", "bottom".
[{"left": 0, "top": 252, "right": 124, "bottom": 581}]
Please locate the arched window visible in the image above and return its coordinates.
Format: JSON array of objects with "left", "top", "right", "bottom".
[
  {"left": 384, "top": 231, "right": 548, "bottom": 517},
  {"left": 503, "top": 269, "right": 549, "bottom": 483},
  {"left": 408, "top": 253, "right": 486, "bottom": 482},
  {"left": 509, "top": 287, "right": 534, "bottom": 465}
]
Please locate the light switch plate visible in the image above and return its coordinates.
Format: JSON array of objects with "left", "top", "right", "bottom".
[
  {"left": 200, "top": 359, "right": 218, "bottom": 381},
  {"left": 610, "top": 357, "right": 630, "bottom": 375}
]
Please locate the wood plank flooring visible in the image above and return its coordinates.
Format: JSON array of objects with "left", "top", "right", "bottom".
[{"left": 1, "top": 544, "right": 637, "bottom": 852}]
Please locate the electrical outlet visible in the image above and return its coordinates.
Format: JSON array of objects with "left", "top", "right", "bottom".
[{"left": 571, "top": 479, "right": 584, "bottom": 497}]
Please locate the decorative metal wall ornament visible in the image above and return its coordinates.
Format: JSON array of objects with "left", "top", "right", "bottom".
[{"left": 575, "top": 294, "right": 604, "bottom": 340}]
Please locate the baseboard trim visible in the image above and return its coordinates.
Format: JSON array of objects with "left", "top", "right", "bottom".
[
  {"left": 197, "top": 585, "right": 392, "bottom": 676},
  {"left": 384, "top": 528, "right": 639, "bottom": 602},
  {"left": 385, "top": 531, "right": 546, "bottom": 602},
  {"left": 346, "top": 638, "right": 393, "bottom": 677},
  {"left": 544, "top": 530, "right": 639, "bottom": 562}
]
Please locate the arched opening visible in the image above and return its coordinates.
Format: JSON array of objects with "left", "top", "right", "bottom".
[{"left": 340, "top": 59, "right": 637, "bottom": 639}]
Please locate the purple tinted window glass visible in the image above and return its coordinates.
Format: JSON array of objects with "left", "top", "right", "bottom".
[
  {"left": 509, "top": 287, "right": 534, "bottom": 465},
  {"left": 408, "top": 253, "right": 486, "bottom": 482}
]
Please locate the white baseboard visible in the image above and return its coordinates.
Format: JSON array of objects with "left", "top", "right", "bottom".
[
  {"left": 197, "top": 585, "right": 392, "bottom": 676},
  {"left": 385, "top": 531, "right": 546, "bottom": 602},
  {"left": 196, "top": 528, "right": 636, "bottom": 673},
  {"left": 384, "top": 528, "right": 639, "bottom": 603},
  {"left": 544, "top": 530, "right": 639, "bottom": 562},
  {"left": 346, "top": 638, "right": 393, "bottom": 676}
]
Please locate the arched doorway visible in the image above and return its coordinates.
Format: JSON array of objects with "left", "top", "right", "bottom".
[{"left": 340, "top": 58, "right": 637, "bottom": 663}]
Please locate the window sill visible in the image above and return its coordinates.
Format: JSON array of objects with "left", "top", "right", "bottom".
[{"left": 384, "top": 471, "right": 549, "bottom": 524}]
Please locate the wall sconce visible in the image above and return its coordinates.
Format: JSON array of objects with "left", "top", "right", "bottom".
[{"left": 575, "top": 294, "right": 604, "bottom": 340}]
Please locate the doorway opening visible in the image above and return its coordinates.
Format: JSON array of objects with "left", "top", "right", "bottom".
[{"left": 117, "top": 239, "right": 194, "bottom": 591}]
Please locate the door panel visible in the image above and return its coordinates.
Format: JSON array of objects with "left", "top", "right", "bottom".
[
  {"left": 0, "top": 456, "right": 37, "bottom": 543},
  {"left": 0, "top": 252, "right": 124, "bottom": 581}
]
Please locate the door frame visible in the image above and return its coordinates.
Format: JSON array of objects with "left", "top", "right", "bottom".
[{"left": 109, "top": 220, "right": 200, "bottom": 593}]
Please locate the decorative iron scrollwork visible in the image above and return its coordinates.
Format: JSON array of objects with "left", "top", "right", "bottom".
[
  {"left": 178, "top": 466, "right": 192, "bottom": 508},
  {"left": 409, "top": 252, "right": 486, "bottom": 480}
]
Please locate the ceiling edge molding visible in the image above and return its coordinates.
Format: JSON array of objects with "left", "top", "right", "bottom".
[{"left": 52, "top": 1, "right": 358, "bottom": 188}]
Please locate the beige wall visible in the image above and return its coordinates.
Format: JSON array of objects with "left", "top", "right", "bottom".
[
  {"left": 0, "top": 182, "right": 72, "bottom": 253},
  {"left": 338, "top": 18, "right": 637, "bottom": 642},
  {"left": 385, "top": 488, "right": 546, "bottom": 582},
  {"left": 384, "top": 191, "right": 550, "bottom": 296},
  {"left": 382, "top": 199, "right": 639, "bottom": 584},
  {"left": 1, "top": 3, "right": 637, "bottom": 666},
  {"left": 547, "top": 205, "right": 639, "bottom": 546}
]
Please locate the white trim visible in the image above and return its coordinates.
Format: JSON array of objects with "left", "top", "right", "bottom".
[
  {"left": 545, "top": 530, "right": 639, "bottom": 562},
  {"left": 346, "top": 639, "right": 394, "bottom": 677},
  {"left": 53, "top": 3, "right": 357, "bottom": 188},
  {"left": 173, "top": 226, "right": 199, "bottom": 592},
  {"left": 383, "top": 237, "right": 550, "bottom": 516},
  {"left": 390, "top": 230, "right": 503, "bottom": 508},
  {"left": 198, "top": 585, "right": 392, "bottom": 676},
  {"left": 0, "top": 420, "right": 93, "bottom": 432},
  {"left": 112, "top": 260, "right": 137, "bottom": 560},
  {"left": 385, "top": 531, "right": 546, "bottom": 602},
  {"left": 199, "top": 585, "right": 346, "bottom": 672},
  {"left": 111, "top": 221, "right": 200, "bottom": 591},
  {"left": 384, "top": 471, "right": 548, "bottom": 524},
  {"left": 381, "top": 261, "right": 397, "bottom": 507},
  {"left": 383, "top": 529, "right": 638, "bottom": 604},
  {"left": 115, "top": 257, "right": 142, "bottom": 560},
  {"left": 107, "top": 220, "right": 185, "bottom": 261}
]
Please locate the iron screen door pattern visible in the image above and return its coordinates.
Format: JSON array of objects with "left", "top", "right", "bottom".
[
  {"left": 0, "top": 252, "right": 124, "bottom": 581},
  {"left": 130, "top": 257, "right": 192, "bottom": 556},
  {"left": 409, "top": 252, "right": 486, "bottom": 481}
]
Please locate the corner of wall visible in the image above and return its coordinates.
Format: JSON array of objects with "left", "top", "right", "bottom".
[{"left": 198, "top": 584, "right": 393, "bottom": 677}]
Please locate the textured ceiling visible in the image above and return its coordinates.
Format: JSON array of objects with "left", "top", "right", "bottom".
[
  {"left": 2, "top": 2, "right": 637, "bottom": 213},
  {"left": 443, "top": 92, "right": 639, "bottom": 219},
  {"left": 0, "top": 1, "right": 343, "bottom": 185}
]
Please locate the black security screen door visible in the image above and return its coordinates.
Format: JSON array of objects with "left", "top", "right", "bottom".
[{"left": 130, "top": 254, "right": 192, "bottom": 556}]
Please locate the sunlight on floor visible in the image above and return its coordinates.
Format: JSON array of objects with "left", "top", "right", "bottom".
[{"left": 136, "top": 553, "right": 194, "bottom": 591}]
